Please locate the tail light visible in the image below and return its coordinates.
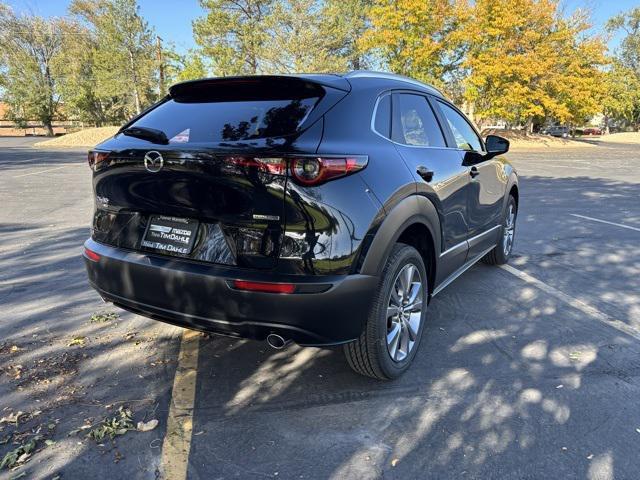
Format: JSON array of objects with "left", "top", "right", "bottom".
[
  {"left": 289, "top": 156, "right": 368, "bottom": 186},
  {"left": 88, "top": 150, "right": 110, "bottom": 171},
  {"left": 224, "top": 155, "right": 367, "bottom": 186},
  {"left": 226, "top": 156, "right": 286, "bottom": 175}
]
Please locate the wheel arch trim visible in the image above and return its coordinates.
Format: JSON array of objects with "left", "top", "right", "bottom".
[{"left": 359, "top": 195, "right": 441, "bottom": 278}]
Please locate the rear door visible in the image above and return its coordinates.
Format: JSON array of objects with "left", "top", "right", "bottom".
[
  {"left": 90, "top": 76, "right": 347, "bottom": 269},
  {"left": 387, "top": 92, "right": 470, "bottom": 282},
  {"left": 434, "top": 100, "right": 505, "bottom": 258}
]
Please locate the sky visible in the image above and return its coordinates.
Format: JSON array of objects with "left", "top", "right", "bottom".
[{"left": 4, "top": 0, "right": 639, "bottom": 54}]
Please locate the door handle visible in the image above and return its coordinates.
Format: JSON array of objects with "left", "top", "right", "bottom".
[
  {"left": 469, "top": 166, "right": 480, "bottom": 178},
  {"left": 416, "top": 166, "right": 434, "bottom": 182}
]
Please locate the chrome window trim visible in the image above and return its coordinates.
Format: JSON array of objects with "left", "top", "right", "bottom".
[{"left": 370, "top": 92, "right": 452, "bottom": 150}]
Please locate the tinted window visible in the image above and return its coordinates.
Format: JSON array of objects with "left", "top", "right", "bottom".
[
  {"left": 437, "top": 101, "right": 483, "bottom": 151},
  {"left": 392, "top": 94, "right": 445, "bottom": 147},
  {"left": 130, "top": 78, "right": 324, "bottom": 143},
  {"left": 130, "top": 97, "right": 319, "bottom": 144},
  {"left": 373, "top": 94, "right": 391, "bottom": 138}
]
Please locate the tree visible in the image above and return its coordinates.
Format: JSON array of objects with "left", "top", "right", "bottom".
[
  {"left": 0, "top": 5, "right": 67, "bottom": 136},
  {"left": 607, "top": 8, "right": 640, "bottom": 129},
  {"left": 164, "top": 48, "right": 209, "bottom": 86},
  {"left": 56, "top": 21, "right": 110, "bottom": 126},
  {"left": 601, "top": 61, "right": 640, "bottom": 132},
  {"left": 193, "top": 0, "right": 274, "bottom": 75},
  {"left": 464, "top": 0, "right": 605, "bottom": 130},
  {"left": 608, "top": 8, "right": 640, "bottom": 75},
  {"left": 320, "top": 0, "right": 373, "bottom": 70},
  {"left": 359, "top": 0, "right": 471, "bottom": 94},
  {"left": 262, "top": 0, "right": 345, "bottom": 73},
  {"left": 70, "top": 0, "right": 158, "bottom": 118}
]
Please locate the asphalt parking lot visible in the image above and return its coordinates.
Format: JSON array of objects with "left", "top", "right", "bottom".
[{"left": 1, "top": 136, "right": 639, "bottom": 479}]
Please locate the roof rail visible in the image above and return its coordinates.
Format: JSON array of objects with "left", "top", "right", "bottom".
[{"left": 344, "top": 70, "right": 445, "bottom": 97}]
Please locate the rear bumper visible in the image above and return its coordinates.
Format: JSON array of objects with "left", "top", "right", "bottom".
[{"left": 83, "top": 239, "right": 378, "bottom": 346}]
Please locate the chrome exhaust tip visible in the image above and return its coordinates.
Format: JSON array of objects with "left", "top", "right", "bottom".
[{"left": 266, "top": 333, "right": 290, "bottom": 350}]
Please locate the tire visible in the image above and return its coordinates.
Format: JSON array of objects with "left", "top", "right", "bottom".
[
  {"left": 344, "top": 243, "right": 428, "bottom": 380},
  {"left": 483, "top": 195, "right": 517, "bottom": 265}
]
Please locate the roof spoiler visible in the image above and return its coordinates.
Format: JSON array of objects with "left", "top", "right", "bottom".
[{"left": 169, "top": 74, "right": 351, "bottom": 100}]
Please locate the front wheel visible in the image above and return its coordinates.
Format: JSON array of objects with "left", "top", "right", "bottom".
[
  {"left": 483, "top": 195, "right": 517, "bottom": 265},
  {"left": 344, "top": 243, "right": 428, "bottom": 380}
]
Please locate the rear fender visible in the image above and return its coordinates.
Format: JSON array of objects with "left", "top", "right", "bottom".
[{"left": 359, "top": 195, "right": 441, "bottom": 277}]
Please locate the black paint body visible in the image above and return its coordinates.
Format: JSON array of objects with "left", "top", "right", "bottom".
[{"left": 84, "top": 72, "right": 518, "bottom": 345}]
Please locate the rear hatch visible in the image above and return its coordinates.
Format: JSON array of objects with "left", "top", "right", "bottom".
[{"left": 90, "top": 75, "right": 349, "bottom": 269}]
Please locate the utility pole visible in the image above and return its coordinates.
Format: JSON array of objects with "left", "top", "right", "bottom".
[{"left": 156, "top": 35, "right": 165, "bottom": 96}]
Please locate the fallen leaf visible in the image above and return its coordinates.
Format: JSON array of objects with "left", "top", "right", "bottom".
[
  {"left": 68, "top": 337, "right": 86, "bottom": 347},
  {"left": 0, "top": 412, "right": 25, "bottom": 426},
  {"left": 136, "top": 419, "right": 158, "bottom": 432},
  {"left": 391, "top": 458, "right": 399, "bottom": 467},
  {"left": 9, "top": 346, "right": 19, "bottom": 353}
]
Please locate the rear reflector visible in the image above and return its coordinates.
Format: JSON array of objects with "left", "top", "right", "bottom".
[
  {"left": 232, "top": 280, "right": 296, "bottom": 294},
  {"left": 84, "top": 247, "right": 101, "bottom": 262}
]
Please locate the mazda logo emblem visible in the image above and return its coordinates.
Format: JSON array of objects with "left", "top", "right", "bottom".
[{"left": 144, "top": 151, "right": 164, "bottom": 173}]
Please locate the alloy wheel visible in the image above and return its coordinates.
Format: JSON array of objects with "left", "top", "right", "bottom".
[
  {"left": 386, "top": 263, "right": 423, "bottom": 362},
  {"left": 503, "top": 204, "right": 516, "bottom": 256}
]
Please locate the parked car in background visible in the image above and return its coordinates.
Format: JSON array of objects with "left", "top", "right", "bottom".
[
  {"left": 544, "top": 126, "right": 570, "bottom": 138},
  {"left": 83, "top": 71, "right": 518, "bottom": 380},
  {"left": 582, "top": 127, "right": 602, "bottom": 136}
]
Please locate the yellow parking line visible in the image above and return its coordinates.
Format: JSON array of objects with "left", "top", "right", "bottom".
[{"left": 161, "top": 329, "right": 200, "bottom": 480}]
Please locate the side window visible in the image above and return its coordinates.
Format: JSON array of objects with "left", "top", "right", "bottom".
[
  {"left": 373, "top": 94, "right": 391, "bottom": 138},
  {"left": 437, "top": 101, "right": 483, "bottom": 152},
  {"left": 392, "top": 94, "right": 445, "bottom": 147}
]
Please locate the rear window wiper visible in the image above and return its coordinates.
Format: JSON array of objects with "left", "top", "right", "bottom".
[{"left": 120, "top": 126, "right": 169, "bottom": 145}]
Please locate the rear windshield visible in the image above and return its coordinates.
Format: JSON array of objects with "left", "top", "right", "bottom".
[{"left": 129, "top": 78, "right": 324, "bottom": 143}]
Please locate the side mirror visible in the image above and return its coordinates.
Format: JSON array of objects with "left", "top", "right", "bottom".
[{"left": 485, "top": 135, "right": 509, "bottom": 157}]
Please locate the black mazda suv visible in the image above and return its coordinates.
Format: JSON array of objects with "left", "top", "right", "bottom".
[{"left": 83, "top": 71, "right": 518, "bottom": 379}]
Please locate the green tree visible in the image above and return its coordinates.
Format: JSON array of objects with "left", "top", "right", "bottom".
[
  {"left": 319, "top": 0, "right": 373, "bottom": 70},
  {"left": 70, "top": 0, "right": 157, "bottom": 119},
  {"left": 193, "top": 0, "right": 274, "bottom": 75},
  {"left": 56, "top": 21, "right": 110, "bottom": 126},
  {"left": 164, "top": 48, "right": 209, "bottom": 86},
  {"left": 601, "top": 61, "right": 640, "bottom": 132},
  {"left": 607, "top": 7, "right": 640, "bottom": 129},
  {"left": 263, "top": 0, "right": 345, "bottom": 73},
  {"left": 0, "top": 5, "right": 68, "bottom": 135}
]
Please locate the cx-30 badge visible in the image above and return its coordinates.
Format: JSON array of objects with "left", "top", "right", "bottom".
[{"left": 144, "top": 151, "right": 164, "bottom": 173}]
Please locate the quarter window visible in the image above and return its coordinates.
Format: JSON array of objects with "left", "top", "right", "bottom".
[
  {"left": 392, "top": 94, "right": 445, "bottom": 147},
  {"left": 437, "top": 101, "right": 483, "bottom": 152},
  {"left": 373, "top": 94, "right": 391, "bottom": 138}
]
